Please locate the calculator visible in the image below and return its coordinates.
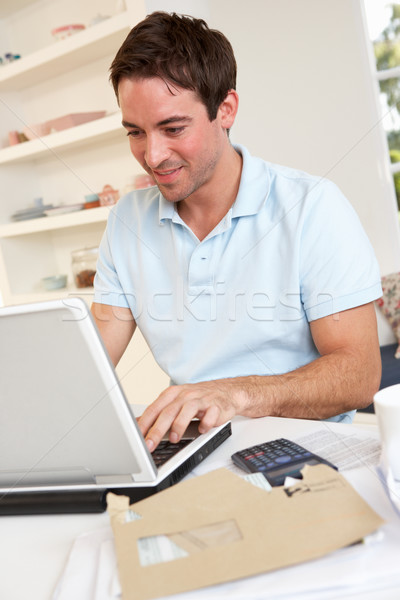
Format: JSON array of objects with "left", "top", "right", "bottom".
[{"left": 231, "top": 438, "right": 337, "bottom": 486}]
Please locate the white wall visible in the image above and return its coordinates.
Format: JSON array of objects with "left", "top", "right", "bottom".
[
  {"left": 147, "top": 0, "right": 400, "bottom": 274},
  {"left": 143, "top": 0, "right": 400, "bottom": 347},
  {"left": 217, "top": 1, "right": 400, "bottom": 272}
]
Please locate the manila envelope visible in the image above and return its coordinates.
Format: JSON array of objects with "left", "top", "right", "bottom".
[{"left": 107, "top": 465, "right": 384, "bottom": 600}]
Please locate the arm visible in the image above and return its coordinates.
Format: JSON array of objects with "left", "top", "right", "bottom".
[
  {"left": 138, "top": 302, "right": 381, "bottom": 451},
  {"left": 91, "top": 302, "right": 136, "bottom": 366}
]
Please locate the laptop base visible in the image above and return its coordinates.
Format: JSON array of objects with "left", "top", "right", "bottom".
[{"left": 0, "top": 423, "right": 231, "bottom": 515}]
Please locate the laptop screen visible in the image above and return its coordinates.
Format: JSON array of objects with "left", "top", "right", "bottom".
[{"left": 0, "top": 299, "right": 157, "bottom": 488}]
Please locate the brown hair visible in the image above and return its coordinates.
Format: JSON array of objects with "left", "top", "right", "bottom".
[{"left": 109, "top": 11, "right": 237, "bottom": 121}]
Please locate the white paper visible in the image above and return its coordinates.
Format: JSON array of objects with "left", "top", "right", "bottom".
[
  {"left": 94, "top": 539, "right": 120, "bottom": 600},
  {"left": 242, "top": 471, "right": 272, "bottom": 491},
  {"left": 192, "top": 427, "right": 382, "bottom": 480},
  {"left": 54, "top": 469, "right": 400, "bottom": 600},
  {"left": 53, "top": 418, "right": 397, "bottom": 600},
  {"left": 52, "top": 526, "right": 114, "bottom": 600},
  {"left": 294, "top": 428, "right": 381, "bottom": 471},
  {"left": 138, "top": 535, "right": 189, "bottom": 566}
]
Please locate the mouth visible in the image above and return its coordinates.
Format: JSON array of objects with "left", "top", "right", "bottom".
[{"left": 152, "top": 166, "right": 182, "bottom": 185}]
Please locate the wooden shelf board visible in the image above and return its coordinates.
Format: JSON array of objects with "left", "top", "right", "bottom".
[
  {"left": 0, "top": 13, "right": 131, "bottom": 91},
  {"left": 0, "top": 112, "right": 123, "bottom": 165},
  {"left": 0, "top": 206, "right": 110, "bottom": 238}
]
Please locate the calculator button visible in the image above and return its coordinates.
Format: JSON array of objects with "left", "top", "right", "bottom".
[{"left": 275, "top": 455, "right": 292, "bottom": 464}]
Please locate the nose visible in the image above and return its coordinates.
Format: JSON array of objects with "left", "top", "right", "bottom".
[{"left": 144, "top": 133, "right": 170, "bottom": 169}]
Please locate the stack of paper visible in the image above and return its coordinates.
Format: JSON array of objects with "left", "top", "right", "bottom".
[{"left": 52, "top": 465, "right": 400, "bottom": 600}]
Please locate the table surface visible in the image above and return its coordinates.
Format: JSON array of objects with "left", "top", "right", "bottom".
[{"left": 1, "top": 415, "right": 399, "bottom": 600}]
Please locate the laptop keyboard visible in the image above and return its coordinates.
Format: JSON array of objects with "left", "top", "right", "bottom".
[{"left": 151, "top": 438, "right": 192, "bottom": 467}]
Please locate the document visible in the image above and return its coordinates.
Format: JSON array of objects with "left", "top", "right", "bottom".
[
  {"left": 294, "top": 428, "right": 381, "bottom": 471},
  {"left": 54, "top": 463, "right": 400, "bottom": 600},
  {"left": 52, "top": 418, "right": 396, "bottom": 600},
  {"left": 107, "top": 465, "right": 384, "bottom": 600},
  {"left": 52, "top": 527, "right": 116, "bottom": 600}
]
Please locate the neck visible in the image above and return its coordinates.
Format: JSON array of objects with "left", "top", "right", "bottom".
[{"left": 178, "top": 146, "right": 242, "bottom": 241}]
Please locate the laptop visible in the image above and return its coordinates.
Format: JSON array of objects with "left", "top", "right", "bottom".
[{"left": 0, "top": 298, "right": 231, "bottom": 515}]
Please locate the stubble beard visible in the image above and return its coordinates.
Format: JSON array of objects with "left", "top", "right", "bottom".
[{"left": 147, "top": 150, "right": 220, "bottom": 204}]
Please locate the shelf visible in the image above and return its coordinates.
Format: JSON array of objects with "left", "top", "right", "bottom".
[
  {"left": 0, "top": 12, "right": 131, "bottom": 91},
  {"left": 0, "top": 0, "right": 145, "bottom": 313},
  {"left": 0, "top": 206, "right": 110, "bottom": 238},
  {"left": 0, "top": 112, "right": 123, "bottom": 164}
]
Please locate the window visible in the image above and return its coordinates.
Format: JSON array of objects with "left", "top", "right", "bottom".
[{"left": 364, "top": 0, "right": 400, "bottom": 220}]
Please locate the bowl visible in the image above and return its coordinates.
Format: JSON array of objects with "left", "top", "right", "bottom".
[
  {"left": 51, "top": 24, "right": 85, "bottom": 41},
  {"left": 42, "top": 274, "right": 68, "bottom": 291}
]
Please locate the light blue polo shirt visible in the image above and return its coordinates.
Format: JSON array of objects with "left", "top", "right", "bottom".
[{"left": 94, "top": 144, "right": 382, "bottom": 422}]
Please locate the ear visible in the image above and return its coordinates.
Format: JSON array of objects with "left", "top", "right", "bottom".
[{"left": 218, "top": 90, "right": 239, "bottom": 130}]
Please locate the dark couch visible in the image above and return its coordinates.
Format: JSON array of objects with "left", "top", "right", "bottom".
[{"left": 359, "top": 343, "right": 400, "bottom": 413}]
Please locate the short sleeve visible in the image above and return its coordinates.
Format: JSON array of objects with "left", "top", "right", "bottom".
[
  {"left": 93, "top": 215, "right": 131, "bottom": 309},
  {"left": 299, "top": 179, "right": 382, "bottom": 321}
]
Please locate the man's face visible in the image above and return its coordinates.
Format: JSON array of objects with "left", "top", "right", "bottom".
[{"left": 119, "top": 77, "right": 228, "bottom": 203}]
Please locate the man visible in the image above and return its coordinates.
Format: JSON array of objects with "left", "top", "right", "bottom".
[{"left": 91, "top": 11, "right": 382, "bottom": 452}]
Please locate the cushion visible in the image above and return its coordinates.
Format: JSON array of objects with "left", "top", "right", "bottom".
[{"left": 376, "top": 272, "right": 400, "bottom": 358}]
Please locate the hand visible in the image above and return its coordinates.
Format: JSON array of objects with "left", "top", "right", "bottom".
[{"left": 138, "top": 379, "right": 248, "bottom": 452}]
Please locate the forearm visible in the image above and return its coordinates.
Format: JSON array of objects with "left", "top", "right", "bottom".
[
  {"left": 91, "top": 302, "right": 136, "bottom": 366},
  {"left": 232, "top": 348, "right": 381, "bottom": 421},
  {"left": 139, "top": 304, "right": 381, "bottom": 450}
]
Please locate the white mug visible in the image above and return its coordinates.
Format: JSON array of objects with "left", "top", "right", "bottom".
[{"left": 374, "top": 384, "right": 400, "bottom": 480}]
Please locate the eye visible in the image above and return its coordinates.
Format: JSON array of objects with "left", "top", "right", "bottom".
[
  {"left": 166, "top": 127, "right": 184, "bottom": 136},
  {"left": 126, "top": 129, "right": 142, "bottom": 138}
]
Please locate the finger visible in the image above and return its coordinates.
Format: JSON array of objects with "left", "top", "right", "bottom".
[
  {"left": 145, "top": 397, "right": 190, "bottom": 451},
  {"left": 198, "top": 404, "right": 221, "bottom": 433},
  {"left": 138, "top": 386, "right": 182, "bottom": 436},
  {"left": 168, "top": 397, "right": 206, "bottom": 442}
]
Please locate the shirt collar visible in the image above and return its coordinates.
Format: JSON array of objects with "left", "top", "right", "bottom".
[
  {"left": 231, "top": 144, "right": 270, "bottom": 218},
  {"left": 158, "top": 143, "right": 270, "bottom": 223},
  {"left": 159, "top": 195, "right": 175, "bottom": 223}
]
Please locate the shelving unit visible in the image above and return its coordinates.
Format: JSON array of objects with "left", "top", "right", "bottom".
[
  {"left": 0, "top": 112, "right": 123, "bottom": 165},
  {"left": 0, "top": 0, "right": 146, "bottom": 307},
  {"left": 0, "top": 206, "right": 111, "bottom": 237},
  {"left": 0, "top": 12, "right": 134, "bottom": 91}
]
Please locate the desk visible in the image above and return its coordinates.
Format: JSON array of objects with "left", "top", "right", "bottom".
[{"left": 1, "top": 416, "right": 399, "bottom": 600}]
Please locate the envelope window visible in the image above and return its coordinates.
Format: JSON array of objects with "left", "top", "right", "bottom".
[{"left": 138, "top": 519, "right": 242, "bottom": 566}]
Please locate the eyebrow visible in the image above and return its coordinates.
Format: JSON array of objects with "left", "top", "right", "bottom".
[{"left": 122, "top": 115, "right": 193, "bottom": 129}]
